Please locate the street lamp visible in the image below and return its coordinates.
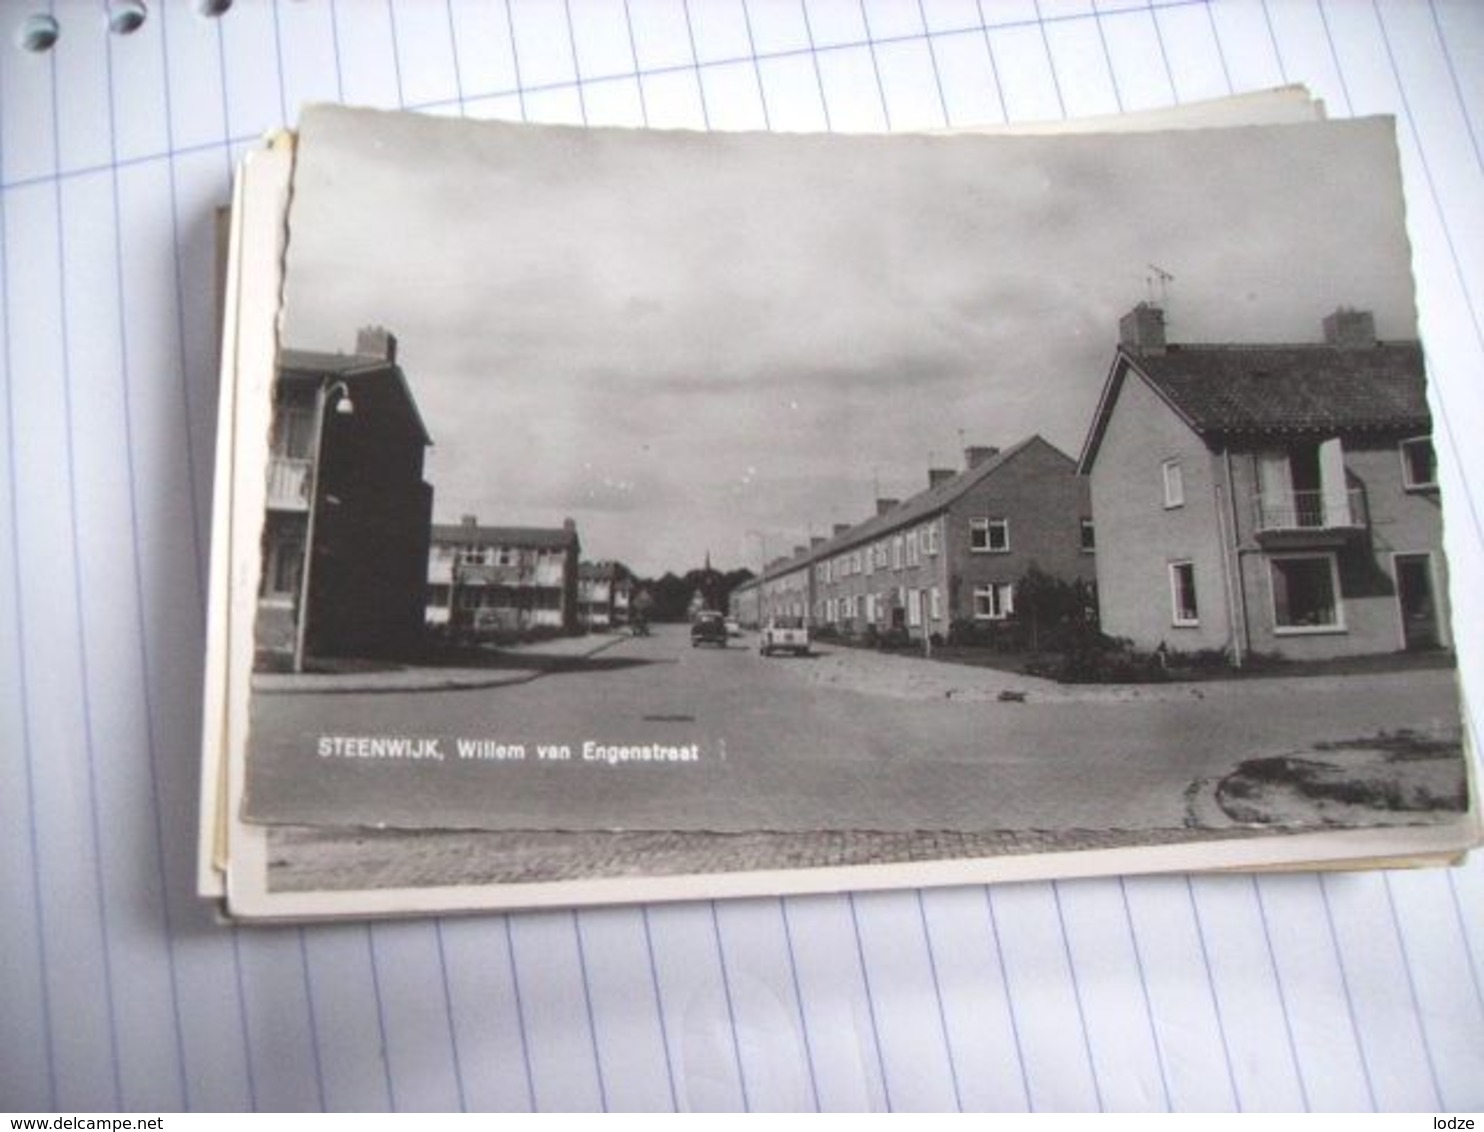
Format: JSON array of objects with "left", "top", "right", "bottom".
[
  {"left": 745, "top": 529, "right": 768, "bottom": 572},
  {"left": 293, "top": 379, "right": 355, "bottom": 673}
]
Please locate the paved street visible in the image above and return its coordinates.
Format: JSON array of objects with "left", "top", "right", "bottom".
[{"left": 245, "top": 624, "right": 1462, "bottom": 835}]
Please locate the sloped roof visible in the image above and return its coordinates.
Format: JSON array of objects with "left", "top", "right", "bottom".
[
  {"left": 431, "top": 523, "right": 578, "bottom": 550},
  {"left": 1079, "top": 341, "right": 1428, "bottom": 471},
  {"left": 279, "top": 347, "right": 434, "bottom": 446},
  {"left": 753, "top": 435, "right": 1069, "bottom": 584}
]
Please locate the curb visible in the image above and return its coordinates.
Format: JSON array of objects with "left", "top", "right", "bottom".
[{"left": 252, "top": 633, "right": 632, "bottom": 696}]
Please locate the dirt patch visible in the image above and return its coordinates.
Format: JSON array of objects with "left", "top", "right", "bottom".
[{"left": 1215, "top": 729, "right": 1469, "bottom": 827}]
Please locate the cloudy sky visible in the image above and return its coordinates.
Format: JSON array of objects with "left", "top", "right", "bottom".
[{"left": 280, "top": 105, "right": 1417, "bottom": 577}]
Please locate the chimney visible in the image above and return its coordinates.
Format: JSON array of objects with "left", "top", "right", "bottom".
[
  {"left": 810, "top": 536, "right": 826, "bottom": 548},
  {"left": 929, "top": 468, "right": 956, "bottom": 488},
  {"left": 563, "top": 517, "right": 577, "bottom": 533},
  {"left": 963, "top": 446, "right": 1000, "bottom": 470},
  {"left": 1119, "top": 303, "right": 1166, "bottom": 354},
  {"left": 460, "top": 514, "right": 478, "bottom": 531},
  {"left": 875, "top": 498, "right": 900, "bottom": 517},
  {"left": 792, "top": 545, "right": 806, "bottom": 558},
  {"left": 356, "top": 325, "right": 398, "bottom": 363},
  {"left": 1322, "top": 307, "right": 1376, "bottom": 349},
  {"left": 833, "top": 523, "right": 851, "bottom": 537}
]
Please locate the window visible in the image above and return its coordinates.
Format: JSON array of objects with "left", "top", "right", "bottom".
[
  {"left": 1163, "top": 459, "right": 1184, "bottom": 508},
  {"left": 270, "top": 405, "right": 316, "bottom": 459},
  {"left": 427, "top": 584, "right": 451, "bottom": 608},
  {"left": 1270, "top": 554, "right": 1343, "bottom": 632},
  {"left": 1401, "top": 437, "right": 1437, "bottom": 490},
  {"left": 929, "top": 587, "right": 942, "bottom": 621},
  {"left": 892, "top": 536, "right": 903, "bottom": 569},
  {"left": 906, "top": 532, "right": 920, "bottom": 567},
  {"left": 907, "top": 589, "right": 922, "bottom": 627},
  {"left": 923, "top": 523, "right": 938, "bottom": 555},
  {"left": 262, "top": 535, "right": 304, "bottom": 598},
  {"left": 1080, "top": 518, "right": 1096, "bottom": 553},
  {"left": 973, "top": 583, "right": 1014, "bottom": 620},
  {"left": 1169, "top": 561, "right": 1198, "bottom": 626},
  {"left": 971, "top": 518, "right": 1010, "bottom": 553}
]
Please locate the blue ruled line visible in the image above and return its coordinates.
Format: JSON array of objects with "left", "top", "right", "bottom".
[
  {"left": 1251, "top": 878, "right": 1311, "bottom": 1111},
  {"left": 974, "top": 0, "right": 1011, "bottom": 123},
  {"left": 681, "top": 0, "right": 712, "bottom": 129},
  {"left": 778, "top": 898, "right": 822, "bottom": 1112},
  {"left": 48, "top": 38, "right": 125, "bottom": 1112},
  {"left": 915, "top": 891, "right": 963, "bottom": 1111},
  {"left": 1318, "top": 875, "right": 1379, "bottom": 1111},
  {"left": 846, "top": 894, "right": 892, "bottom": 1111},
  {"left": 433, "top": 921, "right": 468, "bottom": 1113},
  {"left": 857, "top": 1, "right": 892, "bottom": 131},
  {"left": 1370, "top": 0, "right": 1484, "bottom": 559},
  {"left": 798, "top": 1, "right": 832, "bottom": 132},
  {"left": 1200, "top": 0, "right": 1234, "bottom": 93},
  {"left": 570, "top": 911, "right": 609, "bottom": 1111},
  {"left": 917, "top": 0, "right": 953, "bottom": 127},
  {"left": 639, "top": 907, "right": 680, "bottom": 1112},
  {"left": 1091, "top": 2, "right": 1126, "bottom": 113},
  {"left": 1184, "top": 878, "right": 1242, "bottom": 1111},
  {"left": 1051, "top": 883, "right": 1104, "bottom": 1111},
  {"left": 502, "top": 915, "right": 537, "bottom": 1112},
  {"left": 740, "top": 0, "right": 773, "bottom": 131},
  {"left": 365, "top": 926, "right": 396, "bottom": 1111},
  {"left": 709, "top": 902, "right": 752, "bottom": 1111},
  {"left": 0, "top": 43, "right": 59, "bottom": 1118},
  {"left": 103, "top": 21, "right": 190, "bottom": 1112},
  {"left": 1118, "top": 879, "right": 1172, "bottom": 1111},
  {"left": 1382, "top": 875, "right": 1445, "bottom": 1107},
  {"left": 983, "top": 886, "right": 1032, "bottom": 1112},
  {"left": 1427, "top": 0, "right": 1483, "bottom": 175},
  {"left": 297, "top": 930, "right": 327, "bottom": 1112},
  {"left": 621, "top": 0, "right": 650, "bottom": 126},
  {"left": 153, "top": 0, "right": 207, "bottom": 621},
  {"left": 445, "top": 0, "right": 467, "bottom": 116}
]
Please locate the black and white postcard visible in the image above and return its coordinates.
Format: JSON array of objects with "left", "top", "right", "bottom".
[{"left": 204, "top": 99, "right": 1479, "bottom": 919}]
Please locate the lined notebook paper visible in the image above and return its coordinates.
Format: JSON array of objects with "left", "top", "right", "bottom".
[{"left": 2, "top": 0, "right": 1481, "bottom": 1112}]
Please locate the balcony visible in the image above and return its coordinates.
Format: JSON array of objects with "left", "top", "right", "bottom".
[
  {"left": 266, "top": 456, "right": 312, "bottom": 510},
  {"left": 1253, "top": 488, "right": 1368, "bottom": 547}
]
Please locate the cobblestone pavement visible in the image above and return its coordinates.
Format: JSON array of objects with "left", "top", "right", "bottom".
[{"left": 264, "top": 823, "right": 1278, "bottom": 893}]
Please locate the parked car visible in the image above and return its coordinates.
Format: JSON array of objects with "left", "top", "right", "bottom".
[
  {"left": 725, "top": 618, "right": 743, "bottom": 638},
  {"left": 760, "top": 616, "right": 810, "bottom": 657},
  {"left": 690, "top": 610, "right": 728, "bottom": 647}
]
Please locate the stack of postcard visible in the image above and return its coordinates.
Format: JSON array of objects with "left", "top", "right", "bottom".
[{"left": 199, "top": 90, "right": 1479, "bottom": 921}]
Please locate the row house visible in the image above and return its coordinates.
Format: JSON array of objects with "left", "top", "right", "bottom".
[
  {"left": 737, "top": 545, "right": 813, "bottom": 629},
  {"left": 730, "top": 436, "right": 1095, "bottom": 639},
  {"left": 808, "top": 436, "right": 1093, "bottom": 639},
  {"left": 426, "top": 516, "right": 581, "bottom": 635},
  {"left": 577, "top": 560, "right": 633, "bottom": 629},
  {"left": 1079, "top": 304, "right": 1447, "bottom": 661},
  {"left": 257, "top": 327, "right": 433, "bottom": 671}
]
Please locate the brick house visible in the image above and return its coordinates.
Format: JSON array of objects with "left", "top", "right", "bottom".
[
  {"left": 1078, "top": 304, "right": 1447, "bottom": 661},
  {"left": 426, "top": 516, "right": 581, "bottom": 635},
  {"left": 257, "top": 327, "right": 434, "bottom": 670},
  {"left": 730, "top": 436, "right": 1095, "bottom": 640},
  {"left": 808, "top": 437, "right": 1094, "bottom": 640}
]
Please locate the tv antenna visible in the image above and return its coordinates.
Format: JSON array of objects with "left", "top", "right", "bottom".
[{"left": 1146, "top": 263, "right": 1174, "bottom": 306}]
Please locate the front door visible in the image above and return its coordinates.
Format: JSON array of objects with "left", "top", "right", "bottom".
[{"left": 1395, "top": 553, "right": 1441, "bottom": 650}]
